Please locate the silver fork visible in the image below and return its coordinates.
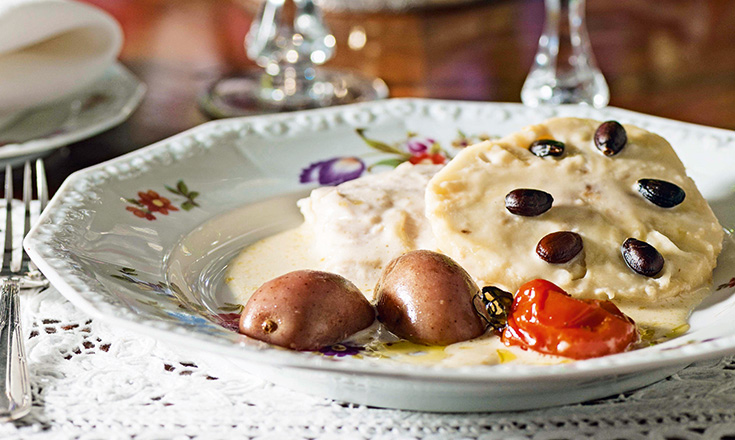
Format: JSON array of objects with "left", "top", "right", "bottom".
[{"left": 0, "top": 160, "right": 49, "bottom": 422}]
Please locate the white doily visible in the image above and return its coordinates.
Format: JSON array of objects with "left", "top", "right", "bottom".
[{"left": 2, "top": 286, "right": 735, "bottom": 440}]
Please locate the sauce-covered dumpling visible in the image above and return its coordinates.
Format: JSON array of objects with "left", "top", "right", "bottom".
[
  {"left": 298, "top": 163, "right": 441, "bottom": 299},
  {"left": 426, "top": 117, "right": 723, "bottom": 305}
]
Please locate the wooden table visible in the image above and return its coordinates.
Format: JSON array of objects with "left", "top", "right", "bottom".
[{"left": 45, "top": 0, "right": 735, "bottom": 193}]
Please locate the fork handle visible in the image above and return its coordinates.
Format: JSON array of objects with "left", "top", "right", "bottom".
[{"left": 0, "top": 280, "right": 32, "bottom": 422}]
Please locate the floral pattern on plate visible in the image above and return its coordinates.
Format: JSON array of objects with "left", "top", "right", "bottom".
[
  {"left": 113, "top": 267, "right": 255, "bottom": 334},
  {"left": 717, "top": 277, "right": 735, "bottom": 291},
  {"left": 299, "top": 128, "right": 494, "bottom": 185},
  {"left": 319, "top": 344, "right": 365, "bottom": 357},
  {"left": 124, "top": 180, "right": 200, "bottom": 221},
  {"left": 110, "top": 266, "right": 229, "bottom": 334}
]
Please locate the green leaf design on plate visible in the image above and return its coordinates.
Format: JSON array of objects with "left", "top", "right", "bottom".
[
  {"left": 165, "top": 180, "right": 201, "bottom": 210},
  {"left": 220, "top": 303, "right": 245, "bottom": 313},
  {"left": 356, "top": 128, "right": 410, "bottom": 157},
  {"left": 368, "top": 158, "right": 407, "bottom": 171}
]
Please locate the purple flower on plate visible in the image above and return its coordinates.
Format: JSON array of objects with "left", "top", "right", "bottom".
[
  {"left": 300, "top": 156, "right": 366, "bottom": 186},
  {"left": 405, "top": 137, "right": 436, "bottom": 154},
  {"left": 215, "top": 313, "right": 241, "bottom": 332},
  {"left": 319, "top": 343, "right": 364, "bottom": 357}
]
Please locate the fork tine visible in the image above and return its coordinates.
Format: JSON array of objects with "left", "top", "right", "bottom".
[
  {"left": 35, "top": 159, "right": 48, "bottom": 213},
  {"left": 22, "top": 162, "right": 32, "bottom": 245},
  {"left": 7, "top": 163, "right": 31, "bottom": 273},
  {"left": 3, "top": 165, "right": 12, "bottom": 258},
  {"left": 28, "top": 160, "right": 47, "bottom": 275}
]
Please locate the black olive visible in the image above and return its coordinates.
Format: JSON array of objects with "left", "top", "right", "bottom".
[
  {"left": 621, "top": 238, "right": 664, "bottom": 277},
  {"left": 529, "top": 139, "right": 565, "bottom": 157},
  {"left": 594, "top": 121, "right": 627, "bottom": 156},
  {"left": 505, "top": 189, "right": 553, "bottom": 217},
  {"left": 637, "top": 179, "right": 686, "bottom": 208},
  {"left": 536, "top": 231, "right": 583, "bottom": 264}
]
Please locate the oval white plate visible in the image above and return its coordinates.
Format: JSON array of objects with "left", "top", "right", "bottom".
[
  {"left": 0, "top": 63, "right": 145, "bottom": 165},
  {"left": 25, "top": 99, "right": 735, "bottom": 412}
]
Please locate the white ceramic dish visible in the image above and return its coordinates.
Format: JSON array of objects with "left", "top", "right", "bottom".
[
  {"left": 25, "top": 99, "right": 735, "bottom": 412},
  {"left": 0, "top": 63, "right": 145, "bottom": 165}
]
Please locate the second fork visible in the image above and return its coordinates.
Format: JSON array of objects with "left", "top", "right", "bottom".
[{"left": 0, "top": 160, "right": 49, "bottom": 422}]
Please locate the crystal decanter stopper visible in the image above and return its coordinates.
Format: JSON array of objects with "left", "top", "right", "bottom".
[
  {"left": 201, "top": 0, "right": 388, "bottom": 118},
  {"left": 521, "top": 0, "right": 609, "bottom": 108}
]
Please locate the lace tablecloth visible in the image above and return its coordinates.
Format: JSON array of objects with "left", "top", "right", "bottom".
[{"left": 3, "top": 286, "right": 735, "bottom": 440}]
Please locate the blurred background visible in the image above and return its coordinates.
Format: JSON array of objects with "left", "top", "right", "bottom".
[{"left": 51, "top": 0, "right": 734, "bottom": 189}]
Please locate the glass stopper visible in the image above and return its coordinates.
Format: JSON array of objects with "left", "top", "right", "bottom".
[
  {"left": 521, "top": 0, "right": 609, "bottom": 108},
  {"left": 200, "top": 0, "right": 388, "bottom": 118}
]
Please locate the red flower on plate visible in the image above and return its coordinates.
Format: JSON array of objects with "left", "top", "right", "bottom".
[
  {"left": 408, "top": 152, "right": 447, "bottom": 165},
  {"left": 125, "top": 206, "right": 156, "bottom": 221},
  {"left": 137, "top": 190, "right": 179, "bottom": 215},
  {"left": 717, "top": 277, "right": 735, "bottom": 291},
  {"left": 125, "top": 182, "right": 200, "bottom": 221}
]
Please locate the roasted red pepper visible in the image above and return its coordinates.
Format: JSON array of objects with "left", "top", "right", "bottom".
[{"left": 501, "top": 279, "right": 638, "bottom": 359}]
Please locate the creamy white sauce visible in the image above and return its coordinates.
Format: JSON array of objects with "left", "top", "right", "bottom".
[
  {"left": 225, "top": 229, "right": 559, "bottom": 366},
  {"left": 225, "top": 223, "right": 711, "bottom": 365},
  {"left": 225, "top": 226, "right": 320, "bottom": 300}
]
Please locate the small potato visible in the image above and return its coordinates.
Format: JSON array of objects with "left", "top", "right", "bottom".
[
  {"left": 239, "top": 270, "right": 375, "bottom": 351},
  {"left": 375, "top": 250, "right": 486, "bottom": 345}
]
